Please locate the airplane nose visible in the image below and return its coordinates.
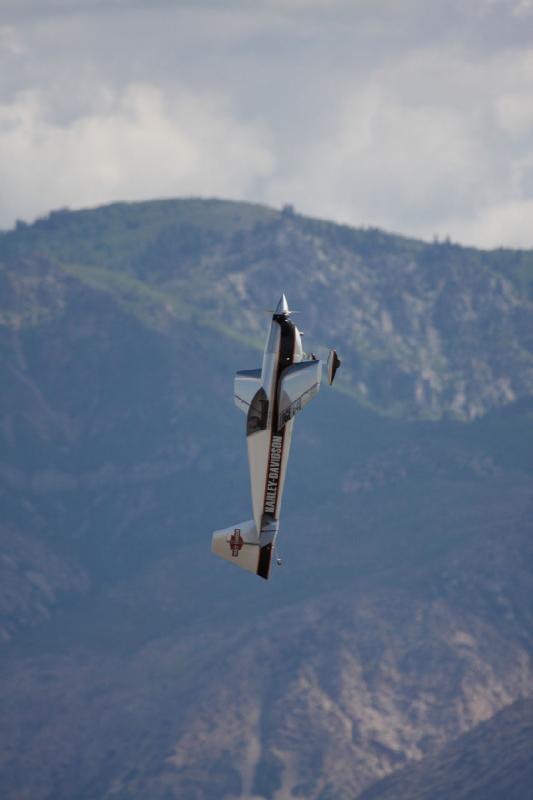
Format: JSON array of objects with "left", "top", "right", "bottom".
[{"left": 275, "top": 294, "right": 290, "bottom": 316}]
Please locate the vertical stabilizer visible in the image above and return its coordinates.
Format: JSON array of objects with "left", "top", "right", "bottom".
[{"left": 327, "top": 349, "right": 341, "bottom": 385}]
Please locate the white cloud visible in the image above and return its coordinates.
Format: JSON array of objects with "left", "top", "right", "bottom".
[
  {"left": 262, "top": 44, "right": 533, "bottom": 247},
  {"left": 513, "top": 0, "right": 533, "bottom": 17},
  {"left": 1, "top": 0, "right": 532, "bottom": 248},
  {"left": 268, "top": 85, "right": 482, "bottom": 221},
  {"left": 445, "top": 198, "right": 533, "bottom": 248},
  {"left": 0, "top": 26, "right": 27, "bottom": 55},
  {"left": 0, "top": 85, "right": 274, "bottom": 227},
  {"left": 495, "top": 92, "right": 533, "bottom": 139}
]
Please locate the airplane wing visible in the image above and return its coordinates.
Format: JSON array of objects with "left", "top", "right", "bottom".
[
  {"left": 277, "top": 360, "right": 322, "bottom": 429},
  {"left": 234, "top": 369, "right": 262, "bottom": 413}
]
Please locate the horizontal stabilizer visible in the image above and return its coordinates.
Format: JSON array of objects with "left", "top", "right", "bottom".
[{"left": 211, "top": 519, "right": 260, "bottom": 575}]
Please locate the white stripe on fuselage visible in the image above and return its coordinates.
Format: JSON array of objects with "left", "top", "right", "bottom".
[
  {"left": 257, "top": 317, "right": 285, "bottom": 523},
  {"left": 259, "top": 315, "right": 293, "bottom": 521},
  {"left": 264, "top": 433, "right": 283, "bottom": 514},
  {"left": 248, "top": 315, "right": 302, "bottom": 531}
]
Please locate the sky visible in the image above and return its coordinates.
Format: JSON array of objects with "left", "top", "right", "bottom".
[{"left": 1, "top": 0, "right": 532, "bottom": 247}]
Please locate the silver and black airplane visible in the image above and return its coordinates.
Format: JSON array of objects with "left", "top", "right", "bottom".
[{"left": 211, "top": 294, "right": 340, "bottom": 580}]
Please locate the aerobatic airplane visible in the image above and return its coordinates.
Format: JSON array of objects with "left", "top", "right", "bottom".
[{"left": 211, "top": 294, "right": 341, "bottom": 580}]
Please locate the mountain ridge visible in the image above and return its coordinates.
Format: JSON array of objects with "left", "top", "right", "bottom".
[
  {"left": 0, "top": 198, "right": 531, "bottom": 799},
  {"left": 2, "top": 197, "right": 533, "bottom": 419}
]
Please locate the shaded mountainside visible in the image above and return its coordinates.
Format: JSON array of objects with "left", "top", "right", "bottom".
[
  {"left": 2, "top": 198, "right": 533, "bottom": 419},
  {"left": 0, "top": 199, "right": 532, "bottom": 799},
  {"left": 356, "top": 697, "right": 533, "bottom": 800}
]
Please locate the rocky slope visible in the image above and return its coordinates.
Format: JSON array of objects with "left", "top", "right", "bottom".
[
  {"left": 356, "top": 697, "right": 533, "bottom": 800},
  {"left": 0, "top": 199, "right": 532, "bottom": 799},
  {"left": 2, "top": 199, "right": 533, "bottom": 419}
]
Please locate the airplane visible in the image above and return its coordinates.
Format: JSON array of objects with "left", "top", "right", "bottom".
[{"left": 211, "top": 294, "right": 341, "bottom": 580}]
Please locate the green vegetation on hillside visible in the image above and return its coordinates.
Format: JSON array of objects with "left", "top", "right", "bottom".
[
  {"left": 2, "top": 198, "right": 532, "bottom": 420},
  {"left": 0, "top": 198, "right": 532, "bottom": 800}
]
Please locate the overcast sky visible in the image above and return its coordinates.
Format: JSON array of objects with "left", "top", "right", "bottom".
[{"left": 1, "top": 0, "right": 532, "bottom": 247}]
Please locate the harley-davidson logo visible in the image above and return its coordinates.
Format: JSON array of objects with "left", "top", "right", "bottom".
[
  {"left": 229, "top": 528, "right": 244, "bottom": 557},
  {"left": 264, "top": 434, "right": 283, "bottom": 514}
]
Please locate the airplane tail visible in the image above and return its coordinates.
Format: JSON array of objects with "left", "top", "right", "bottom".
[
  {"left": 212, "top": 518, "right": 277, "bottom": 579},
  {"left": 327, "top": 348, "right": 341, "bottom": 385},
  {"left": 212, "top": 519, "right": 261, "bottom": 576}
]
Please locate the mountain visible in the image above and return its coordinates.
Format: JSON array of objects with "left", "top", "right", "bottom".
[
  {"left": 356, "top": 697, "right": 533, "bottom": 800},
  {"left": 3, "top": 199, "right": 533, "bottom": 420},
  {"left": 0, "top": 199, "right": 532, "bottom": 799}
]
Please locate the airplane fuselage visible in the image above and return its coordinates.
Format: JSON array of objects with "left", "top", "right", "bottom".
[
  {"left": 212, "top": 294, "right": 332, "bottom": 580},
  {"left": 246, "top": 309, "right": 304, "bottom": 576}
]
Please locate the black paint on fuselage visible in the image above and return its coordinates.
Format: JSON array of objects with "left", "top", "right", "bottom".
[{"left": 257, "top": 315, "right": 295, "bottom": 579}]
